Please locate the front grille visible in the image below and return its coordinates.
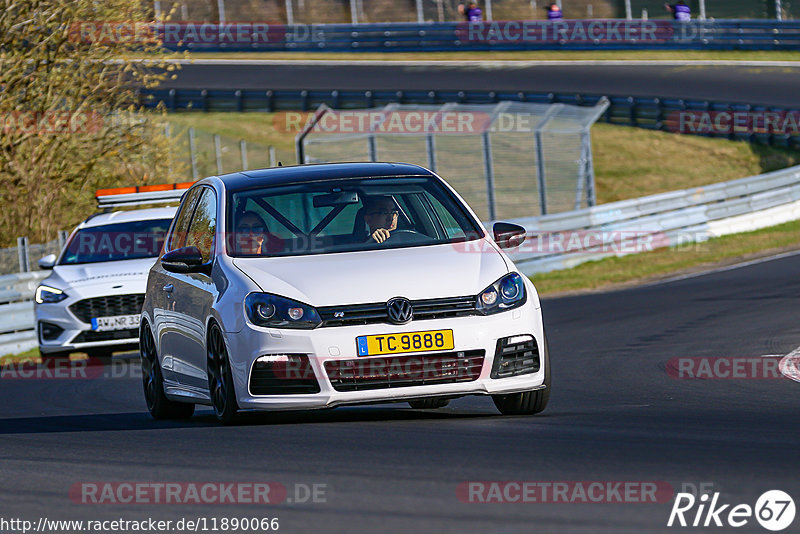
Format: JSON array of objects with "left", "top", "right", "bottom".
[
  {"left": 249, "top": 355, "right": 321, "bottom": 395},
  {"left": 72, "top": 328, "right": 139, "bottom": 343},
  {"left": 69, "top": 294, "right": 145, "bottom": 323},
  {"left": 491, "top": 335, "right": 540, "bottom": 379},
  {"left": 318, "top": 295, "right": 478, "bottom": 327},
  {"left": 325, "top": 350, "right": 484, "bottom": 392}
]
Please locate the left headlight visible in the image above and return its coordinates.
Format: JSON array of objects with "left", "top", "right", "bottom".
[
  {"left": 245, "top": 293, "right": 322, "bottom": 330},
  {"left": 476, "top": 273, "right": 526, "bottom": 315},
  {"left": 35, "top": 285, "right": 67, "bottom": 304}
]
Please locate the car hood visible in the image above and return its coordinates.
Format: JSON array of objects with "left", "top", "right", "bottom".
[
  {"left": 46, "top": 257, "right": 157, "bottom": 292},
  {"left": 232, "top": 240, "right": 509, "bottom": 307}
]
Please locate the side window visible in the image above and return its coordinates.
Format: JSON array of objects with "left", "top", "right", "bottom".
[
  {"left": 185, "top": 188, "right": 217, "bottom": 263},
  {"left": 167, "top": 187, "right": 202, "bottom": 251},
  {"left": 427, "top": 192, "right": 467, "bottom": 240}
]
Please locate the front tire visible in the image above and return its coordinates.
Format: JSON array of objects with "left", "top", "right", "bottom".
[
  {"left": 207, "top": 323, "right": 239, "bottom": 424},
  {"left": 492, "top": 333, "right": 551, "bottom": 415},
  {"left": 141, "top": 323, "right": 195, "bottom": 420}
]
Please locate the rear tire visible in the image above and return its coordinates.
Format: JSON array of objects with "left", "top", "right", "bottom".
[
  {"left": 141, "top": 323, "right": 195, "bottom": 420},
  {"left": 207, "top": 323, "right": 239, "bottom": 425},
  {"left": 408, "top": 398, "right": 450, "bottom": 409},
  {"left": 492, "top": 333, "right": 551, "bottom": 416}
]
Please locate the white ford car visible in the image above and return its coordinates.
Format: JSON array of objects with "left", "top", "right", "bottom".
[
  {"left": 35, "top": 186, "right": 188, "bottom": 359},
  {"left": 141, "top": 163, "right": 550, "bottom": 423}
]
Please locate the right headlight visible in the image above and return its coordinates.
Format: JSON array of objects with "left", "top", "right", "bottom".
[
  {"left": 35, "top": 285, "right": 67, "bottom": 304},
  {"left": 245, "top": 293, "right": 322, "bottom": 329},
  {"left": 476, "top": 273, "right": 527, "bottom": 315}
]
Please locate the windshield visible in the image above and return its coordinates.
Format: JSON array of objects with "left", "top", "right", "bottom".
[
  {"left": 59, "top": 219, "right": 173, "bottom": 265},
  {"left": 227, "top": 176, "right": 483, "bottom": 257}
]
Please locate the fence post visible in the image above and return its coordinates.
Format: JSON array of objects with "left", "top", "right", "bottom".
[
  {"left": 698, "top": 0, "right": 706, "bottom": 20},
  {"left": 240, "top": 140, "right": 248, "bottom": 170},
  {"left": 154, "top": 1, "right": 162, "bottom": 19},
  {"left": 214, "top": 134, "right": 223, "bottom": 174},
  {"left": 188, "top": 128, "right": 199, "bottom": 180},
  {"left": 164, "top": 122, "right": 173, "bottom": 177},
  {"left": 416, "top": 0, "right": 424, "bottom": 22},
  {"left": 426, "top": 135, "right": 436, "bottom": 173},
  {"left": 368, "top": 134, "right": 377, "bottom": 162},
  {"left": 269, "top": 145, "right": 277, "bottom": 167},
  {"left": 350, "top": 0, "right": 359, "bottom": 24},
  {"left": 285, "top": 0, "right": 294, "bottom": 25},
  {"left": 481, "top": 132, "right": 496, "bottom": 221},
  {"left": 485, "top": 0, "right": 493, "bottom": 20},
  {"left": 17, "top": 237, "right": 30, "bottom": 273},
  {"left": 776, "top": 0, "right": 783, "bottom": 19},
  {"left": 58, "top": 231, "right": 69, "bottom": 251},
  {"left": 624, "top": 0, "right": 632, "bottom": 19},
  {"left": 217, "top": 0, "right": 226, "bottom": 24}
]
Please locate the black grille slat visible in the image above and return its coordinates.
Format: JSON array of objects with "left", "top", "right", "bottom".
[
  {"left": 491, "top": 336, "right": 540, "bottom": 379},
  {"left": 325, "top": 350, "right": 484, "bottom": 392},
  {"left": 318, "top": 296, "right": 478, "bottom": 327},
  {"left": 249, "top": 355, "right": 321, "bottom": 395},
  {"left": 69, "top": 294, "right": 145, "bottom": 323}
]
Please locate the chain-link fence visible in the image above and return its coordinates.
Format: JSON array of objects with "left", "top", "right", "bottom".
[
  {"left": 155, "top": 0, "right": 789, "bottom": 23},
  {"left": 172, "top": 127, "right": 280, "bottom": 179},
  {"left": 298, "top": 100, "right": 608, "bottom": 221},
  {"left": 0, "top": 238, "right": 64, "bottom": 276}
]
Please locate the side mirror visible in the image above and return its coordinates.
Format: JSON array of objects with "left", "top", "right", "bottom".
[
  {"left": 161, "top": 246, "right": 210, "bottom": 274},
  {"left": 38, "top": 254, "right": 57, "bottom": 270},
  {"left": 493, "top": 222, "right": 527, "bottom": 249}
]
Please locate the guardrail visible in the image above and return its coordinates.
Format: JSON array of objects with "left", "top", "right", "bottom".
[
  {"left": 154, "top": 20, "right": 800, "bottom": 52},
  {"left": 503, "top": 164, "right": 800, "bottom": 275},
  {"left": 0, "top": 272, "right": 49, "bottom": 356},
  {"left": 141, "top": 88, "right": 800, "bottom": 149}
]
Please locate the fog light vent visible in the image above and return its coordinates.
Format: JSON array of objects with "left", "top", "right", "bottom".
[{"left": 491, "top": 335, "right": 539, "bottom": 379}]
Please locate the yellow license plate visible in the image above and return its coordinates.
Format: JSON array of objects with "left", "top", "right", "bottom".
[{"left": 356, "top": 329, "right": 454, "bottom": 357}]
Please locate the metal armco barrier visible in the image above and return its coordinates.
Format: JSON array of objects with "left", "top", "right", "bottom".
[
  {"left": 151, "top": 20, "right": 800, "bottom": 52},
  {"left": 0, "top": 272, "right": 49, "bottom": 356},
  {"left": 502, "top": 165, "right": 800, "bottom": 275},
  {"left": 140, "top": 88, "right": 800, "bottom": 149}
]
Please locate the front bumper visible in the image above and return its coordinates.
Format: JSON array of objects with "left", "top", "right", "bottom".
[
  {"left": 35, "top": 295, "right": 141, "bottom": 354},
  {"left": 225, "top": 301, "right": 546, "bottom": 411}
]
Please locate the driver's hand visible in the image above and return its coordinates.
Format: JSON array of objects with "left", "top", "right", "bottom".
[{"left": 371, "top": 228, "right": 391, "bottom": 243}]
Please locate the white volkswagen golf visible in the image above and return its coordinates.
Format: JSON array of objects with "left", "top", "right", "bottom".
[{"left": 141, "top": 163, "right": 550, "bottom": 423}]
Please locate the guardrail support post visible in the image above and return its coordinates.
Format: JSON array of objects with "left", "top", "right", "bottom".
[
  {"left": 776, "top": 0, "right": 783, "bottom": 20},
  {"left": 368, "top": 134, "right": 377, "bottom": 162},
  {"left": 416, "top": 0, "right": 424, "bottom": 23},
  {"left": 285, "top": 0, "right": 294, "bottom": 25},
  {"left": 217, "top": 0, "right": 226, "bottom": 24},
  {"left": 269, "top": 145, "right": 277, "bottom": 167},
  {"left": 350, "top": 0, "right": 359, "bottom": 24},
  {"left": 485, "top": 0, "right": 493, "bottom": 21},
  {"left": 482, "top": 132, "right": 497, "bottom": 221},
  {"left": 17, "top": 237, "right": 29, "bottom": 273}
]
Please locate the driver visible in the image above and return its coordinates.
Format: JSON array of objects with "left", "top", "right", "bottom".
[{"left": 363, "top": 196, "right": 399, "bottom": 244}]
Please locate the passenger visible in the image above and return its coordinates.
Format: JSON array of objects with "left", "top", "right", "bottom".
[
  {"left": 235, "top": 211, "right": 277, "bottom": 255},
  {"left": 363, "top": 196, "right": 399, "bottom": 244}
]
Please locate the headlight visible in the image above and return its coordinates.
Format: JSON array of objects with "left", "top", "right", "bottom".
[
  {"left": 476, "top": 273, "right": 526, "bottom": 315},
  {"left": 245, "top": 293, "right": 321, "bottom": 329},
  {"left": 35, "top": 285, "right": 67, "bottom": 304}
]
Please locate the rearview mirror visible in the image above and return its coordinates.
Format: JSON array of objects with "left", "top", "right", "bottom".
[
  {"left": 312, "top": 191, "right": 359, "bottom": 208},
  {"left": 493, "top": 222, "right": 527, "bottom": 249},
  {"left": 161, "top": 246, "right": 210, "bottom": 274},
  {"left": 38, "top": 254, "right": 57, "bottom": 270}
]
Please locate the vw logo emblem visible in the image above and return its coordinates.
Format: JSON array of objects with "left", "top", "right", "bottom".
[{"left": 386, "top": 297, "right": 413, "bottom": 324}]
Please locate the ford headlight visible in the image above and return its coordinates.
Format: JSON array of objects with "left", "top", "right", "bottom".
[
  {"left": 476, "top": 273, "right": 526, "bottom": 315},
  {"left": 35, "top": 285, "right": 67, "bottom": 304},
  {"left": 245, "top": 293, "right": 321, "bottom": 329}
]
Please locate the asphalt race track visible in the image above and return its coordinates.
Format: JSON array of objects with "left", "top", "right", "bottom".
[
  {"left": 2, "top": 251, "right": 799, "bottom": 533},
  {"left": 165, "top": 61, "right": 800, "bottom": 108}
]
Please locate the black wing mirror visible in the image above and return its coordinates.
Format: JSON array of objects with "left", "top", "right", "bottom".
[
  {"left": 161, "top": 246, "right": 210, "bottom": 274},
  {"left": 493, "top": 222, "right": 527, "bottom": 249}
]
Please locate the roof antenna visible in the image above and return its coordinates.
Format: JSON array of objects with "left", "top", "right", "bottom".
[{"left": 277, "top": 161, "right": 283, "bottom": 167}]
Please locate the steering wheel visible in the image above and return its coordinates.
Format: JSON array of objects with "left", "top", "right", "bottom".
[{"left": 384, "top": 229, "right": 427, "bottom": 244}]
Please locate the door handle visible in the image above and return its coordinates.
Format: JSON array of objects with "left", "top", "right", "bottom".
[{"left": 163, "top": 284, "right": 174, "bottom": 293}]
